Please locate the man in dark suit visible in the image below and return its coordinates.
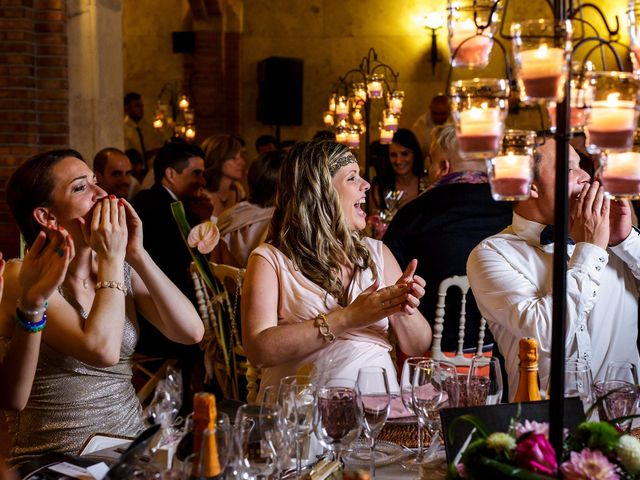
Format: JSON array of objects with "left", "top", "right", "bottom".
[
  {"left": 132, "top": 141, "right": 206, "bottom": 359},
  {"left": 383, "top": 124, "right": 513, "bottom": 353}
]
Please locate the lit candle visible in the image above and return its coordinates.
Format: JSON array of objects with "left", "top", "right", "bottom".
[
  {"left": 336, "top": 97, "right": 349, "bottom": 120},
  {"left": 336, "top": 128, "right": 348, "bottom": 144},
  {"left": 518, "top": 44, "right": 565, "bottom": 99},
  {"left": 178, "top": 95, "right": 190, "bottom": 110},
  {"left": 347, "top": 129, "right": 360, "bottom": 149},
  {"left": 367, "top": 75, "right": 384, "bottom": 99},
  {"left": 450, "top": 19, "right": 493, "bottom": 67},
  {"left": 153, "top": 118, "right": 163, "bottom": 129},
  {"left": 602, "top": 151, "right": 640, "bottom": 198},
  {"left": 382, "top": 110, "right": 399, "bottom": 132},
  {"left": 329, "top": 94, "right": 337, "bottom": 113},
  {"left": 185, "top": 127, "right": 196, "bottom": 140},
  {"left": 380, "top": 128, "right": 394, "bottom": 144},
  {"left": 457, "top": 106, "right": 503, "bottom": 155},
  {"left": 587, "top": 93, "right": 637, "bottom": 151},
  {"left": 353, "top": 83, "right": 367, "bottom": 102},
  {"left": 323, "top": 111, "right": 335, "bottom": 126},
  {"left": 352, "top": 109, "right": 363, "bottom": 124},
  {"left": 490, "top": 153, "right": 532, "bottom": 199}
]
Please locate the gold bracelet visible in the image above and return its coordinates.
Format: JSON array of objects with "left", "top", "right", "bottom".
[
  {"left": 95, "top": 280, "right": 128, "bottom": 296},
  {"left": 315, "top": 313, "right": 335, "bottom": 343}
]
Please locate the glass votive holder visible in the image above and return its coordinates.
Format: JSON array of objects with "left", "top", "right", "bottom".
[
  {"left": 381, "top": 109, "right": 399, "bottom": 132},
  {"left": 628, "top": 2, "right": 640, "bottom": 74},
  {"left": 379, "top": 127, "right": 394, "bottom": 145},
  {"left": 346, "top": 126, "right": 360, "bottom": 149},
  {"left": 367, "top": 73, "right": 384, "bottom": 99},
  {"left": 350, "top": 107, "right": 363, "bottom": 125},
  {"left": 511, "top": 19, "right": 572, "bottom": 104},
  {"left": 387, "top": 91, "right": 405, "bottom": 114},
  {"left": 447, "top": 0, "right": 500, "bottom": 68},
  {"left": 178, "top": 95, "right": 190, "bottom": 111},
  {"left": 328, "top": 93, "right": 337, "bottom": 113},
  {"left": 335, "top": 125, "right": 348, "bottom": 144},
  {"left": 335, "top": 96, "right": 349, "bottom": 120},
  {"left": 584, "top": 71, "right": 640, "bottom": 154},
  {"left": 547, "top": 61, "right": 591, "bottom": 133},
  {"left": 352, "top": 83, "right": 367, "bottom": 103},
  {"left": 598, "top": 150, "right": 640, "bottom": 199},
  {"left": 486, "top": 129, "right": 535, "bottom": 201},
  {"left": 450, "top": 78, "right": 510, "bottom": 159},
  {"left": 323, "top": 110, "right": 335, "bottom": 126}
]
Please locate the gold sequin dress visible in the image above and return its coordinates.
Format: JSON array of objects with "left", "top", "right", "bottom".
[{"left": 7, "top": 263, "right": 144, "bottom": 466}]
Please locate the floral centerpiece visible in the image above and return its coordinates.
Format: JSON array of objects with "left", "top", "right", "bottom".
[{"left": 448, "top": 416, "right": 640, "bottom": 479}]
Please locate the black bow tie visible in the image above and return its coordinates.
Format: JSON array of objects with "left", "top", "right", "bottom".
[{"left": 540, "top": 225, "right": 576, "bottom": 246}]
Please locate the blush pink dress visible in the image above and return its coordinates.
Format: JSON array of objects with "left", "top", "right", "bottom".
[{"left": 250, "top": 237, "right": 400, "bottom": 396}]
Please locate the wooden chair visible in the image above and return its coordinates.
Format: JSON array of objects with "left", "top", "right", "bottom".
[
  {"left": 429, "top": 275, "right": 488, "bottom": 367},
  {"left": 191, "top": 262, "right": 260, "bottom": 403},
  {"left": 132, "top": 355, "right": 178, "bottom": 406}
]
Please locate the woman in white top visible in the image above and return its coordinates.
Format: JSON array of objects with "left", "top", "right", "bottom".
[{"left": 241, "top": 140, "right": 431, "bottom": 395}]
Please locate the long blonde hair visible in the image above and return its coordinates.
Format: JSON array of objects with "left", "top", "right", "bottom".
[{"left": 268, "top": 140, "right": 376, "bottom": 306}]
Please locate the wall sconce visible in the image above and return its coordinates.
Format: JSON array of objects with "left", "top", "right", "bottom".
[{"left": 425, "top": 12, "right": 445, "bottom": 74}]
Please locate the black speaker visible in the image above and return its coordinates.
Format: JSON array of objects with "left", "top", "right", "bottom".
[
  {"left": 172, "top": 31, "right": 195, "bottom": 53},
  {"left": 257, "top": 57, "right": 303, "bottom": 126}
]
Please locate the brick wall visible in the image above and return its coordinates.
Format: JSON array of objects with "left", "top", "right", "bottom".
[{"left": 0, "top": 0, "right": 68, "bottom": 259}]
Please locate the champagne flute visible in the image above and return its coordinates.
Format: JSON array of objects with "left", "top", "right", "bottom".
[
  {"left": 279, "top": 375, "right": 316, "bottom": 477},
  {"left": 413, "top": 360, "right": 445, "bottom": 462},
  {"left": 314, "top": 378, "right": 362, "bottom": 464},
  {"left": 356, "top": 367, "right": 391, "bottom": 480},
  {"left": 400, "top": 357, "right": 429, "bottom": 466},
  {"left": 467, "top": 356, "right": 503, "bottom": 406}
]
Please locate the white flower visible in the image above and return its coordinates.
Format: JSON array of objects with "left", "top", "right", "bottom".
[
  {"left": 187, "top": 220, "right": 220, "bottom": 254},
  {"left": 515, "top": 420, "right": 550, "bottom": 439},
  {"left": 487, "top": 432, "right": 516, "bottom": 452},
  {"left": 616, "top": 434, "right": 640, "bottom": 473}
]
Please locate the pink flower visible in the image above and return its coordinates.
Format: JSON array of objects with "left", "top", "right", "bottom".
[
  {"left": 515, "top": 420, "right": 550, "bottom": 439},
  {"left": 515, "top": 432, "right": 558, "bottom": 476},
  {"left": 456, "top": 463, "right": 467, "bottom": 478},
  {"left": 560, "top": 448, "right": 620, "bottom": 480},
  {"left": 187, "top": 220, "right": 220, "bottom": 254}
]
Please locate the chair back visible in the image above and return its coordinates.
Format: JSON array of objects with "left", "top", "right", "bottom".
[{"left": 430, "top": 275, "right": 488, "bottom": 366}]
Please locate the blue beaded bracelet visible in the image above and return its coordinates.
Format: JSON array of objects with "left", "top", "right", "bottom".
[{"left": 15, "top": 308, "right": 47, "bottom": 333}]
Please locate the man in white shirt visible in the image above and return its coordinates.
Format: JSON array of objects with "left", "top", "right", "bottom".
[
  {"left": 467, "top": 136, "right": 640, "bottom": 400},
  {"left": 411, "top": 94, "right": 452, "bottom": 158}
]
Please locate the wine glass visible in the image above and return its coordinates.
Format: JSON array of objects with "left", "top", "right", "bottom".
[
  {"left": 235, "top": 403, "right": 282, "bottom": 479},
  {"left": 437, "top": 360, "right": 462, "bottom": 408},
  {"left": 400, "top": 356, "right": 429, "bottom": 466},
  {"left": 314, "top": 377, "right": 362, "bottom": 464},
  {"left": 413, "top": 360, "right": 446, "bottom": 462},
  {"left": 279, "top": 375, "right": 316, "bottom": 477},
  {"left": 596, "top": 361, "right": 640, "bottom": 431},
  {"left": 260, "top": 385, "right": 292, "bottom": 475},
  {"left": 467, "top": 356, "right": 503, "bottom": 406},
  {"left": 564, "top": 359, "right": 594, "bottom": 415},
  {"left": 356, "top": 367, "right": 391, "bottom": 480}
]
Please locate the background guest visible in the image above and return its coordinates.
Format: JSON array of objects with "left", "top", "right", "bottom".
[
  {"left": 370, "top": 128, "right": 426, "bottom": 214},
  {"left": 254, "top": 134, "right": 278, "bottom": 155},
  {"left": 123, "top": 92, "right": 165, "bottom": 181},
  {"left": 411, "top": 93, "right": 452, "bottom": 157},
  {"left": 201, "top": 134, "right": 247, "bottom": 218},
  {"left": 242, "top": 140, "right": 431, "bottom": 395},
  {"left": 93, "top": 147, "right": 139, "bottom": 200},
  {"left": 3, "top": 149, "right": 203, "bottom": 464},
  {"left": 215, "top": 149, "right": 284, "bottom": 267},
  {"left": 383, "top": 124, "right": 512, "bottom": 352}
]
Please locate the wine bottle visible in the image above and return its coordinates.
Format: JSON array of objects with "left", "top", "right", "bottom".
[
  {"left": 190, "top": 392, "right": 222, "bottom": 480},
  {"left": 513, "top": 337, "right": 542, "bottom": 402}
]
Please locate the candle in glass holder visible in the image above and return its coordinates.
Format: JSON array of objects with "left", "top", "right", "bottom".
[
  {"left": 336, "top": 97, "right": 349, "bottom": 120},
  {"left": 185, "top": 126, "right": 196, "bottom": 140},
  {"left": 380, "top": 128, "right": 394, "bottom": 144},
  {"left": 347, "top": 128, "right": 360, "bottom": 149},
  {"left": 153, "top": 118, "right": 163, "bottom": 129},
  {"left": 518, "top": 44, "right": 565, "bottom": 100},
  {"left": 178, "top": 95, "right": 190, "bottom": 110},
  {"left": 458, "top": 106, "right": 503, "bottom": 155},
  {"left": 336, "top": 128, "right": 348, "bottom": 144},
  {"left": 490, "top": 153, "right": 531, "bottom": 198},
  {"left": 449, "top": 19, "right": 493, "bottom": 67},
  {"left": 367, "top": 75, "right": 384, "bottom": 99},
  {"left": 328, "top": 94, "right": 337, "bottom": 113},
  {"left": 382, "top": 110, "right": 399, "bottom": 132},
  {"left": 587, "top": 93, "right": 637, "bottom": 151},
  {"left": 353, "top": 83, "right": 367, "bottom": 102},
  {"left": 601, "top": 151, "right": 640, "bottom": 198},
  {"left": 351, "top": 108, "right": 363, "bottom": 125},
  {"left": 387, "top": 91, "right": 405, "bottom": 114},
  {"left": 323, "top": 111, "right": 335, "bottom": 126}
]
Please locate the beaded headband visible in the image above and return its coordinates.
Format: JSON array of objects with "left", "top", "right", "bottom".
[{"left": 329, "top": 153, "right": 358, "bottom": 176}]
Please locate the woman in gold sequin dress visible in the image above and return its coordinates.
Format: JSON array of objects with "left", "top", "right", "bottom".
[{"left": 1, "top": 150, "right": 205, "bottom": 466}]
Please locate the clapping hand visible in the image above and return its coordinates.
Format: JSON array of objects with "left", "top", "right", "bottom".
[
  {"left": 347, "top": 279, "right": 409, "bottom": 328},
  {"left": 119, "top": 198, "right": 145, "bottom": 263},
  {"left": 393, "top": 259, "right": 426, "bottom": 315},
  {"left": 19, "top": 226, "right": 75, "bottom": 307}
]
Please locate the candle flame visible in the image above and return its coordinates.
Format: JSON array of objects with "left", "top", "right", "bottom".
[
  {"left": 534, "top": 44, "right": 549, "bottom": 59},
  {"left": 606, "top": 92, "right": 622, "bottom": 104}
]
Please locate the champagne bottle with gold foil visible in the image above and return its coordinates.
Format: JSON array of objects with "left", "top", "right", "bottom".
[
  {"left": 190, "top": 392, "right": 222, "bottom": 480},
  {"left": 513, "top": 337, "right": 542, "bottom": 402}
]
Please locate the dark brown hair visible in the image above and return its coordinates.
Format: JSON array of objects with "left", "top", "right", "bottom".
[{"left": 6, "top": 149, "right": 84, "bottom": 245}]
